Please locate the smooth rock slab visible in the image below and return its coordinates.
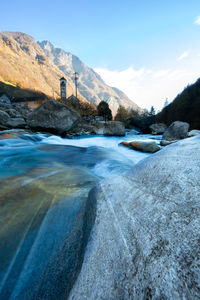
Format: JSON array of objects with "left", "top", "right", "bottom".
[
  {"left": 188, "top": 129, "right": 200, "bottom": 137},
  {"left": 69, "top": 135, "right": 200, "bottom": 300},
  {"left": 0, "top": 165, "right": 98, "bottom": 300}
]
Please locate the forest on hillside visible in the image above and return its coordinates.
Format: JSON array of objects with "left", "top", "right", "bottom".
[{"left": 156, "top": 79, "right": 200, "bottom": 130}]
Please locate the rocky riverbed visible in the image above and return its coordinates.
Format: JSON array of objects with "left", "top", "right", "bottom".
[
  {"left": 0, "top": 125, "right": 199, "bottom": 299},
  {"left": 0, "top": 129, "right": 153, "bottom": 299}
]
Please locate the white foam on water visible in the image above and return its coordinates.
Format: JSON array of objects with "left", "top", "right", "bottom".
[{"left": 41, "top": 133, "right": 158, "bottom": 165}]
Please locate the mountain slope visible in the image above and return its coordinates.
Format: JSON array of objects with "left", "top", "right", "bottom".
[
  {"left": 0, "top": 31, "right": 142, "bottom": 115},
  {"left": 156, "top": 78, "right": 200, "bottom": 129},
  {"left": 38, "top": 41, "right": 142, "bottom": 115},
  {"left": 0, "top": 31, "right": 78, "bottom": 100}
]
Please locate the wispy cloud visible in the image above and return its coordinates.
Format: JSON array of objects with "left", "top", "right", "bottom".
[
  {"left": 194, "top": 16, "right": 200, "bottom": 25},
  {"left": 94, "top": 66, "right": 199, "bottom": 111},
  {"left": 177, "top": 51, "right": 190, "bottom": 61}
]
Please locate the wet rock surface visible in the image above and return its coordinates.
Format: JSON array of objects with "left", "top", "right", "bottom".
[
  {"left": 0, "top": 148, "right": 98, "bottom": 299},
  {"left": 69, "top": 135, "right": 200, "bottom": 300},
  {"left": 120, "top": 140, "right": 160, "bottom": 153},
  {"left": 0, "top": 130, "right": 146, "bottom": 299},
  {"left": 188, "top": 129, "right": 200, "bottom": 137}
]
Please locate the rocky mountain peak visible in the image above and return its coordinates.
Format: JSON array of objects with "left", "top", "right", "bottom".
[{"left": 39, "top": 41, "right": 143, "bottom": 115}]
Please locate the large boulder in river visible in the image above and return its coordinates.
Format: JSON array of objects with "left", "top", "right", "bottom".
[
  {"left": 120, "top": 140, "right": 160, "bottom": 153},
  {"left": 73, "top": 120, "right": 125, "bottom": 136},
  {"left": 94, "top": 121, "right": 125, "bottom": 136},
  {"left": 27, "top": 100, "right": 80, "bottom": 135},
  {"left": 69, "top": 135, "right": 200, "bottom": 300},
  {"left": 162, "top": 121, "right": 189, "bottom": 142},
  {"left": 149, "top": 123, "right": 167, "bottom": 135}
]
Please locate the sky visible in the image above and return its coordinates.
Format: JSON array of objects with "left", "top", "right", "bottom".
[{"left": 1, "top": 0, "right": 200, "bottom": 111}]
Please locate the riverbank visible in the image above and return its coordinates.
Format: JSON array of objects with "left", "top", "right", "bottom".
[{"left": 0, "top": 98, "right": 126, "bottom": 137}]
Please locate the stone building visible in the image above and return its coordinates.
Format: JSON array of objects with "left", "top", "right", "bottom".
[{"left": 60, "top": 77, "right": 67, "bottom": 99}]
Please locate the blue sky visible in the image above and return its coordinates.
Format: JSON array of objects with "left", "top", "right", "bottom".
[{"left": 1, "top": 0, "right": 200, "bottom": 110}]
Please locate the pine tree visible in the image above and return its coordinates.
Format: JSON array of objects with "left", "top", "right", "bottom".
[
  {"left": 163, "top": 98, "right": 169, "bottom": 108},
  {"left": 150, "top": 106, "right": 155, "bottom": 115},
  {"left": 97, "top": 101, "right": 112, "bottom": 121}
]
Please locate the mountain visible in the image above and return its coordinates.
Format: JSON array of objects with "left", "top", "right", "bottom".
[
  {"left": 0, "top": 31, "right": 78, "bottom": 99},
  {"left": 0, "top": 31, "right": 142, "bottom": 115},
  {"left": 156, "top": 78, "right": 200, "bottom": 130},
  {"left": 38, "top": 40, "right": 142, "bottom": 115}
]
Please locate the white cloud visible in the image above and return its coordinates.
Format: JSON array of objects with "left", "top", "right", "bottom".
[
  {"left": 177, "top": 51, "right": 190, "bottom": 61},
  {"left": 94, "top": 66, "right": 199, "bottom": 112},
  {"left": 194, "top": 16, "right": 200, "bottom": 25},
  {"left": 154, "top": 70, "right": 170, "bottom": 78}
]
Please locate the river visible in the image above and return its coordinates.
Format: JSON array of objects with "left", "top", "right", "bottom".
[{"left": 0, "top": 130, "right": 161, "bottom": 299}]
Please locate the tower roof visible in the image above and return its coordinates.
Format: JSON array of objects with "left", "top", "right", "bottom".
[{"left": 60, "top": 77, "right": 66, "bottom": 81}]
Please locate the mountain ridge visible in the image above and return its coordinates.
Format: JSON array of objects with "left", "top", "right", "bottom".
[
  {"left": 39, "top": 40, "right": 142, "bottom": 115},
  {"left": 0, "top": 31, "right": 142, "bottom": 115}
]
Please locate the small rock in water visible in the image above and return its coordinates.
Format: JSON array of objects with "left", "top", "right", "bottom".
[
  {"left": 149, "top": 123, "right": 167, "bottom": 135},
  {"left": 160, "top": 139, "right": 176, "bottom": 146},
  {"left": 120, "top": 140, "right": 160, "bottom": 153}
]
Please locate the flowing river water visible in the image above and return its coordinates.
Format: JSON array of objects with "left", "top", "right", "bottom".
[{"left": 0, "top": 130, "right": 161, "bottom": 299}]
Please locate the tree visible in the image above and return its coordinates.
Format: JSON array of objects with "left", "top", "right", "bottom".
[
  {"left": 115, "top": 106, "right": 130, "bottom": 126},
  {"left": 163, "top": 98, "right": 169, "bottom": 108},
  {"left": 97, "top": 101, "right": 112, "bottom": 121},
  {"left": 150, "top": 106, "right": 155, "bottom": 115}
]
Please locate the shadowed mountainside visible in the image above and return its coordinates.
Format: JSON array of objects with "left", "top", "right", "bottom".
[
  {"left": 0, "top": 81, "right": 47, "bottom": 102},
  {"left": 156, "top": 78, "right": 200, "bottom": 129}
]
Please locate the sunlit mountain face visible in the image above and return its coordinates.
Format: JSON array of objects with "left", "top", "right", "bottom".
[{"left": 0, "top": 31, "right": 143, "bottom": 116}]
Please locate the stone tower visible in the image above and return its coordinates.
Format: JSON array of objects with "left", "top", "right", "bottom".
[{"left": 60, "top": 77, "right": 67, "bottom": 99}]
